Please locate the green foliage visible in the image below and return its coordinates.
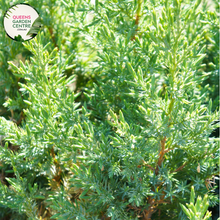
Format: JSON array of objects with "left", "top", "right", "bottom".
[
  {"left": 180, "top": 186, "right": 212, "bottom": 220},
  {"left": 200, "top": 1, "right": 219, "bottom": 111},
  {"left": 0, "top": 0, "right": 219, "bottom": 219}
]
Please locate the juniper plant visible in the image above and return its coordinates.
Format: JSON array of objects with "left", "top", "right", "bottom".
[
  {"left": 0, "top": 0, "right": 219, "bottom": 219},
  {"left": 180, "top": 186, "right": 215, "bottom": 220}
]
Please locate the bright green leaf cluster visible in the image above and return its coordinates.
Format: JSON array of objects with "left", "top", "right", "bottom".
[{"left": 180, "top": 186, "right": 212, "bottom": 220}]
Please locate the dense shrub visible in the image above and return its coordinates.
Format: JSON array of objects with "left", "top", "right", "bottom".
[{"left": 0, "top": 0, "right": 219, "bottom": 219}]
